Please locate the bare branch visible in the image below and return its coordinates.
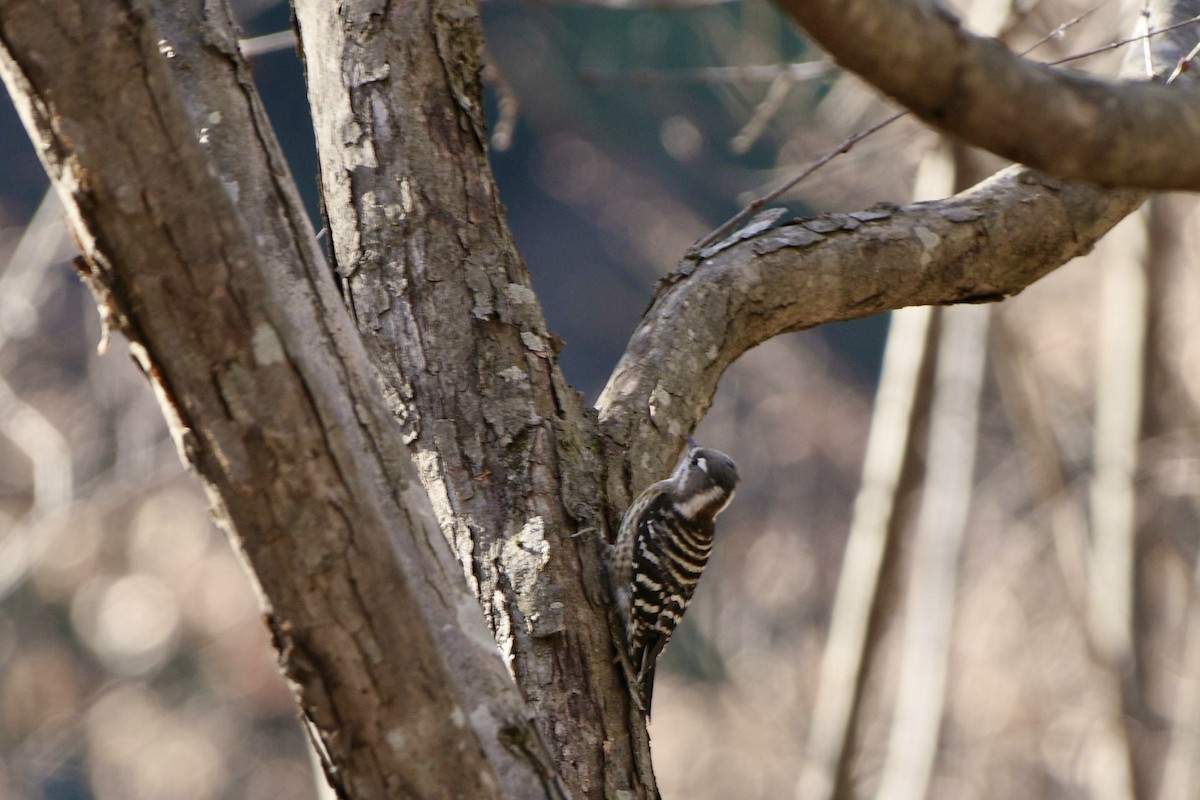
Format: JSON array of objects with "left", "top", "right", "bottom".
[
  {"left": 773, "top": 0, "right": 1200, "bottom": 190},
  {"left": 730, "top": 72, "right": 795, "bottom": 154},
  {"left": 1147, "top": 196, "right": 1200, "bottom": 800},
  {"left": 598, "top": 167, "right": 1143, "bottom": 489}
]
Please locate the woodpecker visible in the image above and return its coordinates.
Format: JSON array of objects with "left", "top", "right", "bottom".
[{"left": 609, "top": 443, "right": 739, "bottom": 710}]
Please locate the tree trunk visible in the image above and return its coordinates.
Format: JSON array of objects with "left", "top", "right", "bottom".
[
  {"left": 291, "top": 0, "right": 656, "bottom": 794},
  {"left": 0, "top": 1, "right": 562, "bottom": 797}
]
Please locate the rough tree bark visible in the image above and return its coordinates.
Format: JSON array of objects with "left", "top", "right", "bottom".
[
  {"left": 0, "top": 0, "right": 1197, "bottom": 798},
  {"left": 290, "top": 0, "right": 653, "bottom": 795},
  {"left": 0, "top": 2, "right": 555, "bottom": 798}
]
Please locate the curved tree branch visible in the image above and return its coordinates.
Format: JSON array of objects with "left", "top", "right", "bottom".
[
  {"left": 598, "top": 170, "right": 1142, "bottom": 488},
  {"left": 773, "top": 0, "right": 1200, "bottom": 190},
  {"left": 600, "top": 0, "right": 1200, "bottom": 491},
  {"left": 0, "top": 1, "right": 555, "bottom": 797}
]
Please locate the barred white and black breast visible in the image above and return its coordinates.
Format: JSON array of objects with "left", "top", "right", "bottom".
[{"left": 610, "top": 446, "right": 739, "bottom": 709}]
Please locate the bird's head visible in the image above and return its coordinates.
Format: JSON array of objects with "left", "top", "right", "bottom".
[{"left": 670, "top": 444, "right": 740, "bottom": 521}]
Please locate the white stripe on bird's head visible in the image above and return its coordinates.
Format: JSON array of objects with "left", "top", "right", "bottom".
[{"left": 677, "top": 485, "right": 732, "bottom": 520}]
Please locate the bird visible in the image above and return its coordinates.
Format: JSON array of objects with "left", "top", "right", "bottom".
[{"left": 608, "top": 442, "right": 740, "bottom": 712}]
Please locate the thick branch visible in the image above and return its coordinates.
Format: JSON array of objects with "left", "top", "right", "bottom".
[
  {"left": 0, "top": 1, "right": 551, "bottom": 797},
  {"left": 774, "top": 0, "right": 1200, "bottom": 190},
  {"left": 600, "top": 0, "right": 1200, "bottom": 491},
  {"left": 598, "top": 170, "right": 1142, "bottom": 488}
]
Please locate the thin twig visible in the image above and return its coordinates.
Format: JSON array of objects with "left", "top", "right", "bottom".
[
  {"left": 691, "top": 112, "right": 904, "bottom": 254},
  {"left": 1166, "top": 39, "right": 1200, "bottom": 82},
  {"left": 1141, "top": 0, "right": 1156, "bottom": 77},
  {"left": 730, "top": 72, "right": 795, "bottom": 154},
  {"left": 998, "top": 0, "right": 1052, "bottom": 41},
  {"left": 1045, "top": 13, "right": 1200, "bottom": 66},
  {"left": 1013, "top": 0, "right": 1113, "bottom": 55}
]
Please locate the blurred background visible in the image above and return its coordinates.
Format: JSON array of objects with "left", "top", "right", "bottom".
[{"left": 2, "top": 0, "right": 1197, "bottom": 798}]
